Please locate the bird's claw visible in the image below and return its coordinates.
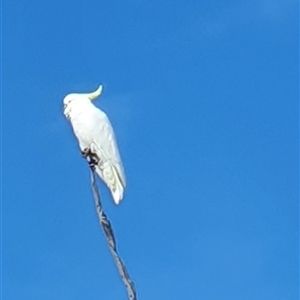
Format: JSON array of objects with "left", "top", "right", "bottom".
[
  {"left": 81, "top": 148, "right": 99, "bottom": 171},
  {"left": 81, "top": 148, "right": 91, "bottom": 158}
]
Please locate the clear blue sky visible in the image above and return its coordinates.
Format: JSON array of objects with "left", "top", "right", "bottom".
[{"left": 3, "top": 1, "right": 299, "bottom": 299}]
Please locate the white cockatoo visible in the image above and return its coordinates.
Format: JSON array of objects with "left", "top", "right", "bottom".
[{"left": 63, "top": 85, "right": 126, "bottom": 204}]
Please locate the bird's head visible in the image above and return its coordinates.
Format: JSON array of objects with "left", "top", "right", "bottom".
[{"left": 63, "top": 85, "right": 103, "bottom": 118}]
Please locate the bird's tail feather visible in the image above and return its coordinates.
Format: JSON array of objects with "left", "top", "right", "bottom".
[{"left": 95, "top": 165, "right": 125, "bottom": 205}]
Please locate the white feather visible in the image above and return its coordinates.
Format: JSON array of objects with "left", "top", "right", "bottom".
[{"left": 63, "top": 86, "right": 126, "bottom": 204}]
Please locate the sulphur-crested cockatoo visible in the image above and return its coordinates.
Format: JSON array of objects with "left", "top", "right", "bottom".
[{"left": 63, "top": 85, "right": 126, "bottom": 204}]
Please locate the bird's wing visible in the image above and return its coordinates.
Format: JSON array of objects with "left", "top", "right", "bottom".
[{"left": 89, "top": 109, "right": 126, "bottom": 188}]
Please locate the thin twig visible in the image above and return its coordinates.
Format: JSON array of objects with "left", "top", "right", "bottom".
[{"left": 90, "top": 169, "right": 137, "bottom": 300}]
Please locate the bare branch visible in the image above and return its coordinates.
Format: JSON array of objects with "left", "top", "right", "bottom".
[{"left": 90, "top": 169, "right": 137, "bottom": 300}]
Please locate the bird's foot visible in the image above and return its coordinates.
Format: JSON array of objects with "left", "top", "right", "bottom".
[
  {"left": 81, "top": 148, "right": 91, "bottom": 158},
  {"left": 81, "top": 148, "right": 99, "bottom": 171}
]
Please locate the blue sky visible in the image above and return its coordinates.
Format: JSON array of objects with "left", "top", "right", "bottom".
[{"left": 3, "top": 0, "right": 299, "bottom": 299}]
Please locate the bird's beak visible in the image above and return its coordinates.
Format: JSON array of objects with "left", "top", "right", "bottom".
[
  {"left": 63, "top": 104, "right": 70, "bottom": 119},
  {"left": 87, "top": 85, "right": 103, "bottom": 101}
]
